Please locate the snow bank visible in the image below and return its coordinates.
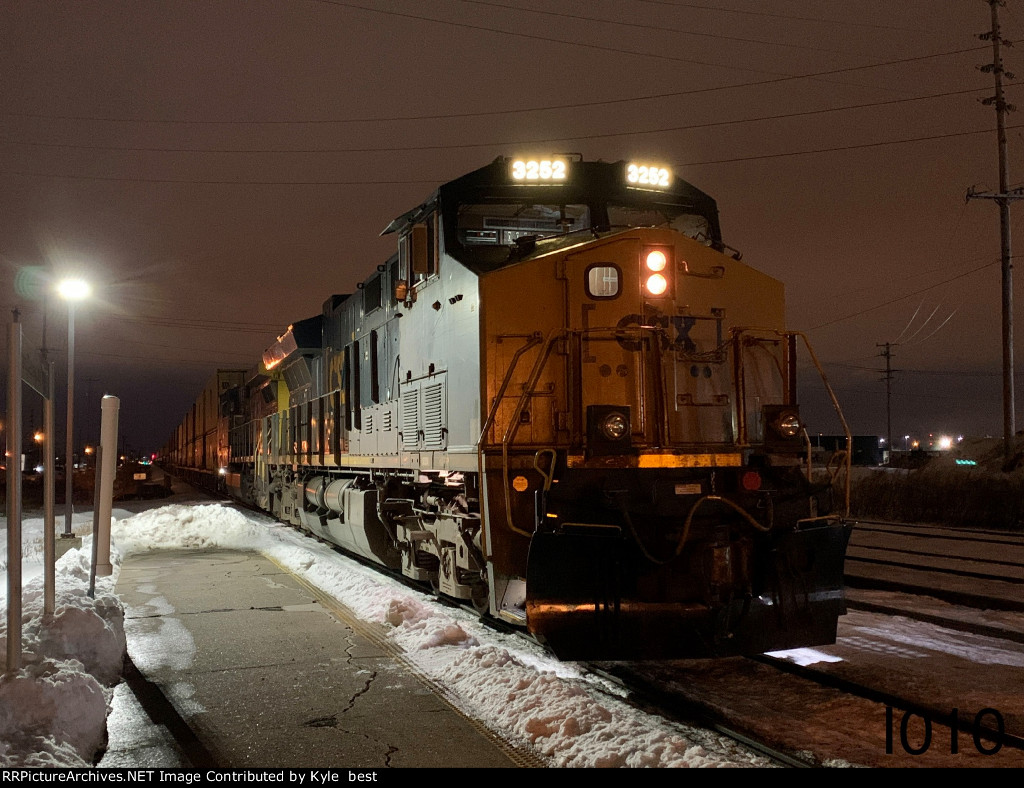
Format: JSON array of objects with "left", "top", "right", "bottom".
[{"left": 0, "top": 545, "right": 125, "bottom": 767}]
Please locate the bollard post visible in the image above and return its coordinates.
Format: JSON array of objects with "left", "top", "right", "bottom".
[
  {"left": 95, "top": 395, "right": 119, "bottom": 577},
  {"left": 88, "top": 445, "right": 103, "bottom": 599}
]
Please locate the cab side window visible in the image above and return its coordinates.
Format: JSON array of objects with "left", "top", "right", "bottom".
[{"left": 396, "top": 214, "right": 438, "bottom": 303}]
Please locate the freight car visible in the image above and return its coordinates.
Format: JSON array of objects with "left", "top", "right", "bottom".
[
  {"left": 160, "top": 369, "right": 247, "bottom": 491},
  {"left": 163, "top": 155, "right": 853, "bottom": 661}
]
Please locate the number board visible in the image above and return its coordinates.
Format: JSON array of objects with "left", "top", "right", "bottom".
[
  {"left": 626, "top": 163, "right": 672, "bottom": 189},
  {"left": 510, "top": 159, "right": 568, "bottom": 182}
]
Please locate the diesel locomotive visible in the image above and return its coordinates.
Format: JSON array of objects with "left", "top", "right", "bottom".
[{"left": 162, "top": 155, "right": 853, "bottom": 661}]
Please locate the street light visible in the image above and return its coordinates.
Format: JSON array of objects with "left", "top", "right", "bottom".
[{"left": 57, "top": 277, "right": 90, "bottom": 539}]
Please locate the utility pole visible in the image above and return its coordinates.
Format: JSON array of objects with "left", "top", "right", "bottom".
[
  {"left": 878, "top": 342, "right": 899, "bottom": 456},
  {"left": 967, "top": 0, "right": 1022, "bottom": 461}
]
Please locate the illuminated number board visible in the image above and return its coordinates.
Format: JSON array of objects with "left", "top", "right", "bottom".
[
  {"left": 626, "top": 163, "right": 672, "bottom": 189},
  {"left": 510, "top": 158, "right": 568, "bottom": 181}
]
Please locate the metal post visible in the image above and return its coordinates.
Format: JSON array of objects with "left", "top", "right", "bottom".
[
  {"left": 63, "top": 301, "right": 75, "bottom": 537},
  {"left": 44, "top": 359, "right": 55, "bottom": 615},
  {"left": 6, "top": 311, "right": 23, "bottom": 673}
]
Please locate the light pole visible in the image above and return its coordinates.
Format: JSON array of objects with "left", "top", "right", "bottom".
[{"left": 57, "top": 277, "right": 90, "bottom": 539}]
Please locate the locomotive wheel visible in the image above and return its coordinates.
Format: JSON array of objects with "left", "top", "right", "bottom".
[{"left": 470, "top": 583, "right": 490, "bottom": 614}]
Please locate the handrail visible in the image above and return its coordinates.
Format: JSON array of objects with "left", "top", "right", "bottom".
[
  {"left": 500, "top": 329, "right": 566, "bottom": 537},
  {"left": 475, "top": 332, "right": 544, "bottom": 538},
  {"left": 792, "top": 330, "right": 852, "bottom": 520},
  {"left": 476, "top": 332, "right": 544, "bottom": 447},
  {"left": 730, "top": 326, "right": 852, "bottom": 519}
]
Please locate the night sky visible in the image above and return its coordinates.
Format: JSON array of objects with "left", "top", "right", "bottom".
[{"left": 2, "top": 1, "right": 1021, "bottom": 456}]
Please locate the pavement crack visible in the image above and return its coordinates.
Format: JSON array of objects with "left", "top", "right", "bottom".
[
  {"left": 341, "top": 669, "right": 377, "bottom": 715},
  {"left": 302, "top": 714, "right": 339, "bottom": 728}
]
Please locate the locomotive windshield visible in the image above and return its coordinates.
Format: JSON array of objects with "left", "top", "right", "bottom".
[
  {"left": 451, "top": 199, "right": 714, "bottom": 267},
  {"left": 457, "top": 202, "right": 591, "bottom": 246},
  {"left": 607, "top": 204, "right": 713, "bottom": 244}
]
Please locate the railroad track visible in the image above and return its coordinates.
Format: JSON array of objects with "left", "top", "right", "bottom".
[
  {"left": 843, "top": 517, "right": 1024, "bottom": 622},
  {"left": 595, "top": 644, "right": 1024, "bottom": 767},
  {"left": 750, "top": 654, "right": 1024, "bottom": 753}
]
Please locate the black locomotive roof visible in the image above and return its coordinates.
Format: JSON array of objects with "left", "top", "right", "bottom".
[
  {"left": 382, "top": 156, "right": 722, "bottom": 239},
  {"left": 440, "top": 156, "right": 719, "bottom": 216}
]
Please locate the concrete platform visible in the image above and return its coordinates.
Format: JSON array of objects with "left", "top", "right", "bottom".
[{"left": 105, "top": 548, "right": 534, "bottom": 769}]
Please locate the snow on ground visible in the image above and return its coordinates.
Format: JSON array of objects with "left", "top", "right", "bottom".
[
  {"left": 2, "top": 491, "right": 773, "bottom": 768},
  {"left": 7, "top": 488, "right": 1022, "bottom": 769}
]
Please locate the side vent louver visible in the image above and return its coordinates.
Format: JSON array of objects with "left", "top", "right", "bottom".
[
  {"left": 422, "top": 382, "right": 445, "bottom": 450},
  {"left": 402, "top": 388, "right": 419, "bottom": 449},
  {"left": 399, "top": 374, "right": 448, "bottom": 451}
]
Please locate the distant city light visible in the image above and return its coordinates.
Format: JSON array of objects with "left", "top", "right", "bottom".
[{"left": 937, "top": 436, "right": 954, "bottom": 450}]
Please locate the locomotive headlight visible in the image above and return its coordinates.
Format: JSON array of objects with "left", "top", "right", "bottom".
[
  {"left": 587, "top": 405, "right": 633, "bottom": 454},
  {"left": 600, "top": 411, "right": 630, "bottom": 441},
  {"left": 776, "top": 412, "right": 801, "bottom": 437},
  {"left": 763, "top": 404, "right": 803, "bottom": 451},
  {"left": 645, "top": 250, "right": 667, "bottom": 272},
  {"left": 646, "top": 273, "right": 668, "bottom": 295}
]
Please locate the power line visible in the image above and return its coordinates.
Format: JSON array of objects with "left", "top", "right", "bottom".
[
  {"left": 1, "top": 86, "right": 1003, "bottom": 156},
  {"left": 808, "top": 259, "right": 998, "bottom": 331},
  {"left": 309, "top": 0, "right": 986, "bottom": 78},
  {"left": 76, "top": 349, "right": 258, "bottom": 368},
  {"left": 823, "top": 361, "right": 1000, "bottom": 377},
  {"left": 4, "top": 121, "right": 1021, "bottom": 188},
  {"left": 681, "top": 123, "right": 1024, "bottom": 167},
  {"left": 632, "top": 0, "right": 947, "bottom": 33},
  {"left": 0, "top": 169, "right": 441, "bottom": 186},
  {"left": 1, "top": 44, "right": 988, "bottom": 126},
  {"left": 456, "top": 0, "right": 861, "bottom": 53}
]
